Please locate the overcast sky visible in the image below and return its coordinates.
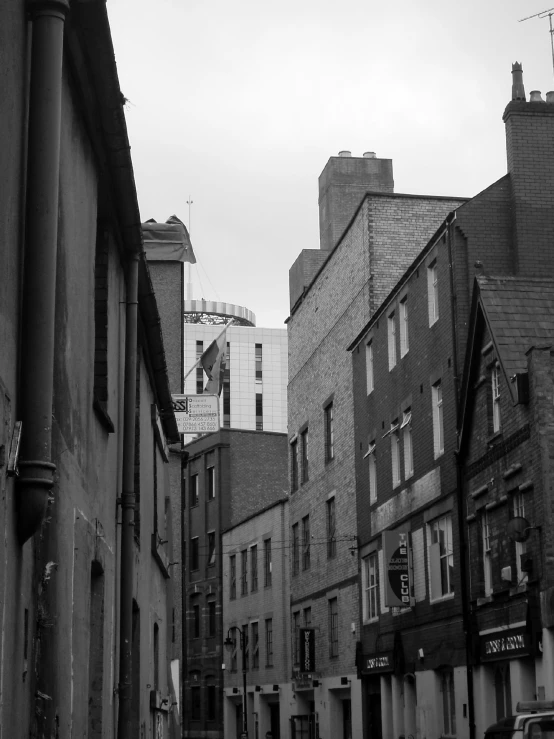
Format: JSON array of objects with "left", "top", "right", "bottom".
[{"left": 107, "top": 0, "right": 553, "bottom": 328}]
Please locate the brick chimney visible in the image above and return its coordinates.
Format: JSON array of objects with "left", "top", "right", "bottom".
[
  {"left": 503, "top": 63, "right": 554, "bottom": 277},
  {"left": 318, "top": 152, "right": 394, "bottom": 252}
]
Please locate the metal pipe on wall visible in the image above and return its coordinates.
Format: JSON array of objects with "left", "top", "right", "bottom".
[
  {"left": 17, "top": 0, "right": 70, "bottom": 544},
  {"left": 117, "top": 252, "right": 140, "bottom": 739}
]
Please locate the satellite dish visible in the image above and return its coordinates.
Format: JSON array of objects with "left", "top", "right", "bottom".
[{"left": 507, "top": 516, "right": 531, "bottom": 543}]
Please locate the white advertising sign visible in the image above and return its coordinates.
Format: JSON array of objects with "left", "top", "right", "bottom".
[{"left": 172, "top": 394, "right": 220, "bottom": 434}]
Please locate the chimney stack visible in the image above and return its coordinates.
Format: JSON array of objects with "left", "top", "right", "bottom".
[
  {"left": 504, "top": 63, "right": 554, "bottom": 277},
  {"left": 318, "top": 152, "right": 394, "bottom": 252}
]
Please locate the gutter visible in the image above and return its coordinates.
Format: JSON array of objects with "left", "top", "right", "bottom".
[{"left": 17, "top": 0, "right": 70, "bottom": 544}]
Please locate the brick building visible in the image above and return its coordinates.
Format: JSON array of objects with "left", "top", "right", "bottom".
[
  {"left": 346, "top": 66, "right": 554, "bottom": 739},
  {"left": 222, "top": 498, "right": 291, "bottom": 739},
  {"left": 287, "top": 152, "right": 465, "bottom": 738},
  {"left": 144, "top": 215, "right": 192, "bottom": 732},
  {"left": 458, "top": 277, "right": 554, "bottom": 737},
  {"left": 182, "top": 429, "right": 288, "bottom": 739},
  {"left": 0, "top": 3, "right": 180, "bottom": 737}
]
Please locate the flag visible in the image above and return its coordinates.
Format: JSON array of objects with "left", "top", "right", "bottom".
[{"left": 201, "top": 330, "right": 227, "bottom": 396}]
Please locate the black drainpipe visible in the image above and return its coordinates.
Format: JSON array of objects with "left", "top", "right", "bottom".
[
  {"left": 17, "top": 0, "right": 70, "bottom": 544},
  {"left": 447, "top": 213, "right": 476, "bottom": 739},
  {"left": 117, "top": 251, "right": 140, "bottom": 739}
]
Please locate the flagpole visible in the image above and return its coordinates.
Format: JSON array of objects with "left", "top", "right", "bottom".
[{"left": 182, "top": 318, "right": 234, "bottom": 385}]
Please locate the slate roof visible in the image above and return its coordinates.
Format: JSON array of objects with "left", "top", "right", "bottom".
[{"left": 477, "top": 276, "right": 554, "bottom": 385}]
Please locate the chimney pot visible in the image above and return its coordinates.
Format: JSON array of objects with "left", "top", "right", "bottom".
[
  {"left": 338, "top": 150, "right": 351, "bottom": 158},
  {"left": 546, "top": 91, "right": 554, "bottom": 103},
  {"left": 363, "top": 151, "right": 376, "bottom": 158},
  {"left": 511, "top": 62, "right": 526, "bottom": 101},
  {"left": 530, "top": 90, "right": 544, "bottom": 102}
]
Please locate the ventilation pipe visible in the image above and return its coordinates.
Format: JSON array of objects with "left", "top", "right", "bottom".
[{"left": 17, "top": 0, "right": 70, "bottom": 543}]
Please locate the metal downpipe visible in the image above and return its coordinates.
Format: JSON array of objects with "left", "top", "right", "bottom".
[
  {"left": 17, "top": 0, "right": 70, "bottom": 544},
  {"left": 117, "top": 252, "right": 140, "bottom": 739}
]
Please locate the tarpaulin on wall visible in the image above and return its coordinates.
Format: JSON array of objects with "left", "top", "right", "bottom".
[{"left": 142, "top": 215, "right": 196, "bottom": 263}]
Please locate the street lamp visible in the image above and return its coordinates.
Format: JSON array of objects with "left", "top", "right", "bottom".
[{"left": 224, "top": 626, "right": 248, "bottom": 734}]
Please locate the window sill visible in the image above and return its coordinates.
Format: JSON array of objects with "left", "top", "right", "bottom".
[
  {"left": 487, "top": 431, "right": 503, "bottom": 446},
  {"left": 476, "top": 595, "right": 493, "bottom": 607},
  {"left": 429, "top": 593, "right": 455, "bottom": 605},
  {"left": 363, "top": 616, "right": 379, "bottom": 625}
]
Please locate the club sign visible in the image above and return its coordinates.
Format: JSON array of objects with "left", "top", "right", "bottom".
[
  {"left": 383, "top": 530, "right": 410, "bottom": 607},
  {"left": 299, "top": 628, "right": 316, "bottom": 673}
]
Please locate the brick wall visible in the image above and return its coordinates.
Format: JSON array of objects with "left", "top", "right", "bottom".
[
  {"left": 504, "top": 101, "right": 554, "bottom": 278},
  {"left": 223, "top": 500, "right": 290, "bottom": 688}
]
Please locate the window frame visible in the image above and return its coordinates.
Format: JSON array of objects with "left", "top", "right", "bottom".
[
  {"left": 400, "top": 295, "right": 409, "bottom": 357},
  {"left": 388, "top": 310, "right": 397, "bottom": 370},
  {"left": 328, "top": 597, "right": 339, "bottom": 658},
  {"left": 492, "top": 363, "right": 501, "bottom": 434},
  {"left": 191, "top": 537, "right": 199, "bottom": 571},
  {"left": 432, "top": 380, "right": 444, "bottom": 458},
  {"left": 207, "top": 531, "right": 216, "bottom": 567},
  {"left": 391, "top": 419, "right": 401, "bottom": 488},
  {"left": 302, "top": 515, "right": 311, "bottom": 571},
  {"left": 324, "top": 402, "right": 335, "bottom": 462},
  {"left": 250, "top": 544, "right": 258, "bottom": 592},
  {"left": 366, "top": 340, "right": 374, "bottom": 394},
  {"left": 326, "top": 497, "right": 336, "bottom": 559},
  {"left": 363, "top": 552, "right": 379, "bottom": 622},
  {"left": 241, "top": 549, "right": 248, "bottom": 596},
  {"left": 264, "top": 538, "right": 272, "bottom": 587},
  {"left": 208, "top": 599, "right": 216, "bottom": 636},
  {"left": 301, "top": 428, "right": 309, "bottom": 483},
  {"left": 230, "top": 554, "right": 236, "bottom": 600},
  {"left": 292, "top": 523, "right": 300, "bottom": 576},
  {"left": 190, "top": 473, "right": 199, "bottom": 507},
  {"left": 251, "top": 621, "right": 259, "bottom": 669},
  {"left": 206, "top": 465, "right": 215, "bottom": 501},
  {"left": 427, "top": 514, "right": 454, "bottom": 601},
  {"left": 482, "top": 509, "right": 492, "bottom": 596},
  {"left": 428, "top": 258, "right": 439, "bottom": 326},
  {"left": 367, "top": 440, "right": 377, "bottom": 504},
  {"left": 291, "top": 438, "right": 299, "bottom": 493},
  {"left": 265, "top": 618, "right": 273, "bottom": 666},
  {"left": 402, "top": 409, "right": 413, "bottom": 479}
]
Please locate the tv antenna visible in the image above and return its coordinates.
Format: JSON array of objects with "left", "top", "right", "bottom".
[
  {"left": 186, "top": 195, "right": 193, "bottom": 235},
  {"left": 519, "top": 7, "right": 554, "bottom": 82}
]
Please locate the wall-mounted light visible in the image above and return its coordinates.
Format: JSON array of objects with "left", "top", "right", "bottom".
[
  {"left": 340, "top": 677, "right": 350, "bottom": 686},
  {"left": 255, "top": 686, "right": 262, "bottom": 692},
  {"left": 272, "top": 684, "right": 280, "bottom": 692},
  {"left": 312, "top": 680, "right": 320, "bottom": 688},
  {"left": 233, "top": 687, "right": 239, "bottom": 694}
]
